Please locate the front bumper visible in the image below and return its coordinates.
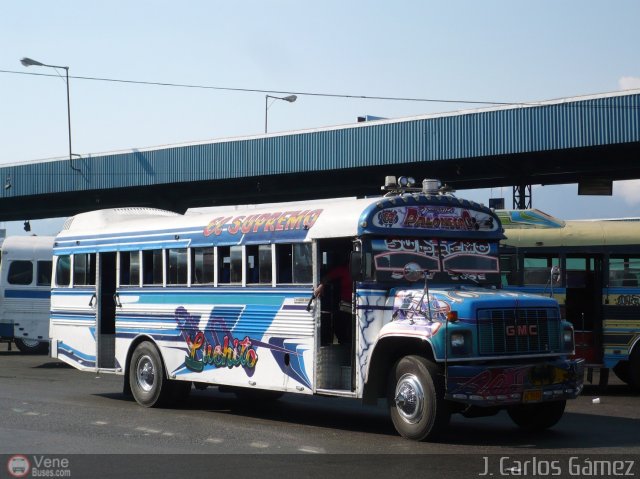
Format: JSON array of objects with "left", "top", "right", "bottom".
[{"left": 445, "top": 358, "right": 584, "bottom": 406}]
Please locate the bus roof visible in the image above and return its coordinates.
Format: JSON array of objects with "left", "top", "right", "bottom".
[
  {"left": 0, "top": 236, "right": 55, "bottom": 260},
  {"left": 500, "top": 209, "right": 640, "bottom": 247},
  {"left": 54, "top": 194, "right": 502, "bottom": 254},
  {"left": 497, "top": 209, "right": 565, "bottom": 228}
]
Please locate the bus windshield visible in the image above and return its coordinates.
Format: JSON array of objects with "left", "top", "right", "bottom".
[{"left": 369, "top": 237, "right": 501, "bottom": 287}]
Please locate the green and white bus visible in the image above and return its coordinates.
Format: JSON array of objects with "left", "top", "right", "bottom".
[{"left": 499, "top": 209, "right": 640, "bottom": 390}]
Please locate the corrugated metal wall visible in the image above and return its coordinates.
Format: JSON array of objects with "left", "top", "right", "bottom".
[{"left": 2, "top": 91, "right": 639, "bottom": 198}]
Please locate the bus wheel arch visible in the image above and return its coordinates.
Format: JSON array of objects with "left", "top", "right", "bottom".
[
  {"left": 129, "top": 340, "right": 170, "bottom": 407},
  {"left": 126, "top": 337, "right": 192, "bottom": 407},
  {"left": 362, "top": 337, "right": 436, "bottom": 405},
  {"left": 123, "top": 335, "right": 157, "bottom": 397}
]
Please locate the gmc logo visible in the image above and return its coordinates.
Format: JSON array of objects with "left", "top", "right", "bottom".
[{"left": 506, "top": 325, "right": 538, "bottom": 336}]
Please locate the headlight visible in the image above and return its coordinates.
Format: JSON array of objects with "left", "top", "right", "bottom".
[{"left": 451, "top": 333, "right": 465, "bottom": 348}]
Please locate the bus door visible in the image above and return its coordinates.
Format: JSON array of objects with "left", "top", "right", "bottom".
[
  {"left": 315, "top": 239, "right": 355, "bottom": 392},
  {"left": 564, "top": 255, "right": 604, "bottom": 364},
  {"left": 96, "top": 252, "right": 117, "bottom": 369}
]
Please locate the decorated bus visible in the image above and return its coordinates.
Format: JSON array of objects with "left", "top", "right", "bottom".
[
  {"left": 49, "top": 178, "right": 583, "bottom": 440},
  {"left": 499, "top": 208, "right": 640, "bottom": 391}
]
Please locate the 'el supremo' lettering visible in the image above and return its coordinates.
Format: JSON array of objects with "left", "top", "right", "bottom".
[{"left": 203, "top": 209, "right": 323, "bottom": 237}]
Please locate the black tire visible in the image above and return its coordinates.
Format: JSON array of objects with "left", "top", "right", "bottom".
[
  {"left": 387, "top": 355, "right": 450, "bottom": 441},
  {"left": 14, "top": 338, "right": 49, "bottom": 355},
  {"left": 629, "top": 347, "right": 640, "bottom": 392},
  {"left": 613, "top": 361, "right": 631, "bottom": 385},
  {"left": 507, "top": 400, "right": 566, "bottom": 432},
  {"left": 129, "top": 341, "right": 173, "bottom": 407}
]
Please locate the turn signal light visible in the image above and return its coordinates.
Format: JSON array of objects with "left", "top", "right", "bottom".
[{"left": 447, "top": 311, "right": 459, "bottom": 322}]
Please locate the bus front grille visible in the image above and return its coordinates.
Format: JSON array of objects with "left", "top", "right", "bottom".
[{"left": 477, "top": 308, "right": 561, "bottom": 355}]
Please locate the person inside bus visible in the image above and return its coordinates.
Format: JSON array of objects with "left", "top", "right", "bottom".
[{"left": 314, "top": 251, "right": 353, "bottom": 345}]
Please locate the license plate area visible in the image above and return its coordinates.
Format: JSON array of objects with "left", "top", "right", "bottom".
[{"left": 523, "top": 389, "right": 543, "bottom": 403}]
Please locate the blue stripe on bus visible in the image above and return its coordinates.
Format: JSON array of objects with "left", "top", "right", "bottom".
[
  {"left": 53, "top": 226, "right": 313, "bottom": 253},
  {"left": 5, "top": 289, "right": 50, "bottom": 299},
  {"left": 57, "top": 341, "right": 96, "bottom": 367}
]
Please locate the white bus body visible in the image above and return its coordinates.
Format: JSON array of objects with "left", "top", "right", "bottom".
[
  {"left": 0, "top": 236, "right": 54, "bottom": 353},
  {"left": 50, "top": 183, "right": 581, "bottom": 440}
]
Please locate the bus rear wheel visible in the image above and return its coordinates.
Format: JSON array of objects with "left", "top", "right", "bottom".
[
  {"left": 507, "top": 400, "right": 566, "bottom": 431},
  {"left": 387, "top": 355, "right": 450, "bottom": 441},
  {"left": 129, "top": 341, "right": 189, "bottom": 407},
  {"left": 14, "top": 338, "right": 49, "bottom": 355}
]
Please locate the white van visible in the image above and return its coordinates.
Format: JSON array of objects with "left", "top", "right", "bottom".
[{"left": 0, "top": 236, "right": 54, "bottom": 353}]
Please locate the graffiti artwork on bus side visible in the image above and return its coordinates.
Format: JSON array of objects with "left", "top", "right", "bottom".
[{"left": 174, "top": 306, "right": 260, "bottom": 373}]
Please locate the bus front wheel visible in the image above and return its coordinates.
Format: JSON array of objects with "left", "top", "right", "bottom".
[
  {"left": 387, "top": 355, "right": 450, "bottom": 441},
  {"left": 507, "top": 400, "right": 566, "bottom": 431},
  {"left": 129, "top": 341, "right": 174, "bottom": 407},
  {"left": 14, "top": 338, "right": 49, "bottom": 355}
]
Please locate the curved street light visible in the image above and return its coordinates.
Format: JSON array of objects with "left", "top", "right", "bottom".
[
  {"left": 20, "top": 57, "right": 79, "bottom": 172},
  {"left": 265, "top": 94, "right": 297, "bottom": 133}
]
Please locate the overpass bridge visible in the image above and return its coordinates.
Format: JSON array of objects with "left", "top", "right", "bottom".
[{"left": 1, "top": 89, "right": 639, "bottom": 222}]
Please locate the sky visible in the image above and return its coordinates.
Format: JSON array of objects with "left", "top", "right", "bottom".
[{"left": 1, "top": 0, "right": 640, "bottom": 237}]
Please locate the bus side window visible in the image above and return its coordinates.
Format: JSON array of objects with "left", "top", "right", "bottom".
[
  {"left": 119, "top": 251, "right": 140, "bottom": 286},
  {"left": 73, "top": 253, "right": 96, "bottom": 286},
  {"left": 276, "top": 244, "right": 293, "bottom": 284},
  {"left": 246, "top": 245, "right": 272, "bottom": 285},
  {"left": 142, "top": 250, "right": 163, "bottom": 286},
  {"left": 523, "top": 255, "right": 559, "bottom": 285},
  {"left": 229, "top": 246, "right": 242, "bottom": 283},
  {"left": 499, "top": 254, "right": 517, "bottom": 286},
  {"left": 8, "top": 261, "right": 33, "bottom": 285},
  {"left": 218, "top": 246, "right": 231, "bottom": 284},
  {"left": 167, "top": 248, "right": 188, "bottom": 285},
  {"left": 609, "top": 256, "right": 640, "bottom": 287},
  {"left": 37, "top": 261, "right": 52, "bottom": 286},
  {"left": 275, "top": 243, "right": 312, "bottom": 284},
  {"left": 293, "top": 243, "right": 312, "bottom": 284},
  {"left": 55, "top": 256, "right": 71, "bottom": 287},
  {"left": 191, "top": 247, "right": 214, "bottom": 285}
]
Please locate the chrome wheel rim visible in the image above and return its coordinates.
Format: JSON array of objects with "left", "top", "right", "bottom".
[
  {"left": 20, "top": 339, "right": 40, "bottom": 348},
  {"left": 394, "top": 373, "right": 424, "bottom": 424},
  {"left": 135, "top": 355, "right": 155, "bottom": 392}
]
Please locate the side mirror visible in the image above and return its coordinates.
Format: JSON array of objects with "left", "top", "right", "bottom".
[
  {"left": 350, "top": 251, "right": 364, "bottom": 282},
  {"left": 551, "top": 265, "right": 561, "bottom": 284}
]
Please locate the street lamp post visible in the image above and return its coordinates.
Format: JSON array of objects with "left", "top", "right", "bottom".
[
  {"left": 21, "top": 57, "right": 79, "bottom": 172},
  {"left": 264, "top": 94, "right": 297, "bottom": 133}
]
